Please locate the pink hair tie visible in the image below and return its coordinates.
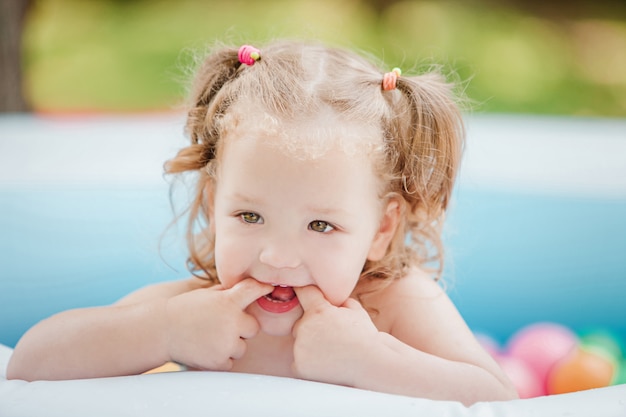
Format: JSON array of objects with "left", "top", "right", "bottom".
[
  {"left": 382, "top": 67, "right": 402, "bottom": 91},
  {"left": 238, "top": 45, "right": 261, "bottom": 66}
]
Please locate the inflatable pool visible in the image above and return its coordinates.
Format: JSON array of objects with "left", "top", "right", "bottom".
[{"left": 1, "top": 113, "right": 625, "bottom": 416}]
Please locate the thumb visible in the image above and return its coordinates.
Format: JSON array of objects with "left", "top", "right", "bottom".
[
  {"left": 293, "top": 285, "right": 330, "bottom": 312},
  {"left": 228, "top": 279, "right": 274, "bottom": 309}
]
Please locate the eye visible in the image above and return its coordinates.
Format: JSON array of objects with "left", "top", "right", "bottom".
[
  {"left": 240, "top": 212, "right": 263, "bottom": 224},
  {"left": 309, "top": 220, "right": 334, "bottom": 233}
]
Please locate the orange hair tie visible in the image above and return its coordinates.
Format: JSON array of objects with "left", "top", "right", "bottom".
[{"left": 382, "top": 67, "right": 402, "bottom": 91}]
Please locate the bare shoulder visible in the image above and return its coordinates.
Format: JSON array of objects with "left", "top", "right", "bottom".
[
  {"left": 364, "top": 268, "right": 446, "bottom": 323},
  {"left": 115, "top": 276, "right": 214, "bottom": 306},
  {"left": 365, "top": 268, "right": 487, "bottom": 360}
]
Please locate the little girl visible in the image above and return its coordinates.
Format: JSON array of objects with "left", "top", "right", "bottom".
[{"left": 7, "top": 41, "right": 517, "bottom": 405}]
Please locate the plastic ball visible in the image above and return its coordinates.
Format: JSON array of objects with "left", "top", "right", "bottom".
[
  {"left": 547, "top": 347, "right": 615, "bottom": 394},
  {"left": 507, "top": 322, "right": 578, "bottom": 394},
  {"left": 614, "top": 359, "right": 626, "bottom": 385},
  {"left": 579, "top": 329, "right": 623, "bottom": 362},
  {"left": 496, "top": 355, "right": 543, "bottom": 398}
]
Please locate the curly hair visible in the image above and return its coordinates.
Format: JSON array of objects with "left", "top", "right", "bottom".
[{"left": 164, "top": 40, "right": 464, "bottom": 296}]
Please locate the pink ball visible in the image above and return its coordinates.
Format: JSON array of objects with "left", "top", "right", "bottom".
[
  {"left": 497, "top": 354, "right": 544, "bottom": 398},
  {"left": 507, "top": 322, "right": 578, "bottom": 394}
]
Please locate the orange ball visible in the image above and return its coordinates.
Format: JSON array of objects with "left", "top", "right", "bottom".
[{"left": 547, "top": 347, "right": 615, "bottom": 394}]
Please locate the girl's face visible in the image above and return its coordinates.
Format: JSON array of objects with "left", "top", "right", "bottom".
[{"left": 210, "top": 130, "right": 388, "bottom": 336}]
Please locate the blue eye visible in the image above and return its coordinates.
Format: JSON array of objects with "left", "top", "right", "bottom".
[
  {"left": 240, "top": 212, "right": 263, "bottom": 224},
  {"left": 309, "top": 220, "right": 333, "bottom": 233}
]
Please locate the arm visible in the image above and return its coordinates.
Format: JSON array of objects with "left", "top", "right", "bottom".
[
  {"left": 6, "top": 278, "right": 201, "bottom": 381},
  {"left": 7, "top": 277, "right": 272, "bottom": 381},
  {"left": 7, "top": 298, "right": 170, "bottom": 381},
  {"left": 361, "top": 332, "right": 516, "bottom": 404},
  {"left": 292, "top": 273, "right": 518, "bottom": 405}
]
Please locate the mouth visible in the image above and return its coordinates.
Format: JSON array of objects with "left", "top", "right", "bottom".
[{"left": 257, "top": 285, "right": 300, "bottom": 313}]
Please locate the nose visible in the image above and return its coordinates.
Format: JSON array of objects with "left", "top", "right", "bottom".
[{"left": 258, "top": 238, "right": 302, "bottom": 270}]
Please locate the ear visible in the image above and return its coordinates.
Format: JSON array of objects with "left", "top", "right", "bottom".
[{"left": 367, "top": 197, "right": 402, "bottom": 262}]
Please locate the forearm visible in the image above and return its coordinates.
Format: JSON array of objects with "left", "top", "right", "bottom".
[
  {"left": 354, "top": 333, "right": 518, "bottom": 405},
  {"left": 7, "top": 300, "right": 169, "bottom": 381}
]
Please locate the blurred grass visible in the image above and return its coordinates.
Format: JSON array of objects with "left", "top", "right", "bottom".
[{"left": 22, "top": 0, "right": 626, "bottom": 116}]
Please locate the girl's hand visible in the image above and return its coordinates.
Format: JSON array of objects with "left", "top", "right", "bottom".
[
  {"left": 291, "top": 285, "right": 385, "bottom": 386},
  {"left": 164, "top": 278, "right": 272, "bottom": 371}
]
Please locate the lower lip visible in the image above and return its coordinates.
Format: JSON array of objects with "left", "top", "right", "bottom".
[{"left": 256, "top": 295, "right": 300, "bottom": 313}]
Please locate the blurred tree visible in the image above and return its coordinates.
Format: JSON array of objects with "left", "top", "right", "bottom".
[
  {"left": 0, "top": 0, "right": 31, "bottom": 112},
  {"left": 485, "top": 0, "right": 626, "bottom": 19},
  {"left": 363, "top": 0, "right": 626, "bottom": 19},
  {"left": 361, "top": 0, "right": 402, "bottom": 15}
]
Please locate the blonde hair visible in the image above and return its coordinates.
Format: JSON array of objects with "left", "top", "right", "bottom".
[{"left": 165, "top": 40, "right": 464, "bottom": 294}]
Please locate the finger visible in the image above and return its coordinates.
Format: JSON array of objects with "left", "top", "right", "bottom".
[
  {"left": 230, "top": 338, "right": 248, "bottom": 360},
  {"left": 239, "top": 314, "right": 261, "bottom": 339},
  {"left": 228, "top": 278, "right": 274, "bottom": 309},
  {"left": 293, "top": 285, "right": 330, "bottom": 311},
  {"left": 213, "top": 358, "right": 234, "bottom": 372},
  {"left": 290, "top": 360, "right": 303, "bottom": 378}
]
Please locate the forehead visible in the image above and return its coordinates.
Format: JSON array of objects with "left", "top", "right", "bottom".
[
  {"left": 216, "top": 129, "right": 384, "bottom": 212},
  {"left": 218, "top": 105, "right": 385, "bottom": 161}
]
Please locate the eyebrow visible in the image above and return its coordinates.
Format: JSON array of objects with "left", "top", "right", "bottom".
[
  {"left": 230, "top": 193, "right": 264, "bottom": 205},
  {"left": 305, "top": 206, "right": 340, "bottom": 215},
  {"left": 305, "top": 205, "right": 351, "bottom": 217}
]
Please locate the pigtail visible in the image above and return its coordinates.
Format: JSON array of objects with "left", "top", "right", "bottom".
[
  {"left": 388, "top": 73, "right": 464, "bottom": 278},
  {"left": 395, "top": 74, "right": 463, "bottom": 212},
  {"left": 165, "top": 47, "right": 243, "bottom": 175}
]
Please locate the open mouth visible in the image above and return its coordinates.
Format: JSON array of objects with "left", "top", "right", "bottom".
[
  {"left": 257, "top": 285, "right": 299, "bottom": 313},
  {"left": 264, "top": 285, "right": 296, "bottom": 302}
]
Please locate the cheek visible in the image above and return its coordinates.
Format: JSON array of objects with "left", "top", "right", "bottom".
[
  {"left": 323, "top": 228, "right": 380, "bottom": 305},
  {"left": 214, "top": 230, "right": 255, "bottom": 288},
  {"left": 312, "top": 247, "right": 366, "bottom": 306}
]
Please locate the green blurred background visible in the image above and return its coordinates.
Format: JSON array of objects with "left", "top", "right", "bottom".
[{"left": 10, "top": 0, "right": 626, "bottom": 115}]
